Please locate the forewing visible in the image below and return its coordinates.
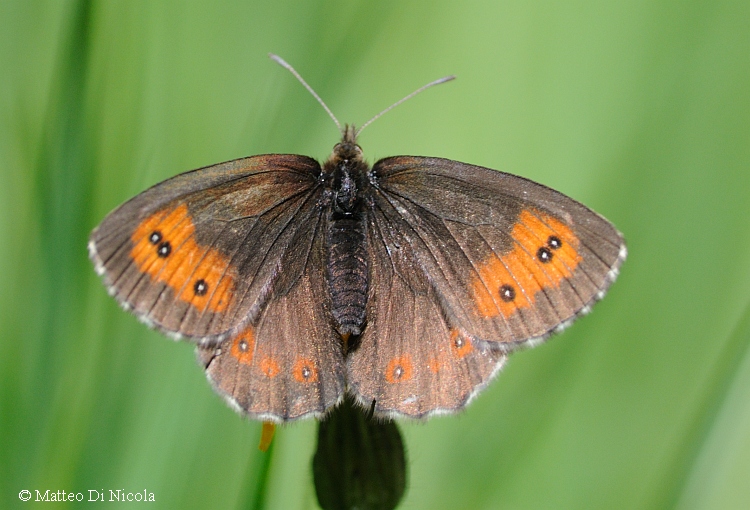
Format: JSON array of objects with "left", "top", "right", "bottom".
[
  {"left": 89, "top": 154, "right": 323, "bottom": 342},
  {"left": 370, "top": 156, "right": 626, "bottom": 349},
  {"left": 196, "top": 229, "right": 346, "bottom": 422}
]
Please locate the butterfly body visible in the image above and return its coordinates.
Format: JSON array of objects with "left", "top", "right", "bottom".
[
  {"left": 322, "top": 126, "right": 371, "bottom": 336},
  {"left": 90, "top": 124, "right": 625, "bottom": 422}
]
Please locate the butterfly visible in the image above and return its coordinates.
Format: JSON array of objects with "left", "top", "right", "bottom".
[{"left": 88, "top": 55, "right": 626, "bottom": 422}]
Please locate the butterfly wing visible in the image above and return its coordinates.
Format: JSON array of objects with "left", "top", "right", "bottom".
[
  {"left": 370, "top": 156, "right": 626, "bottom": 347},
  {"left": 347, "top": 156, "right": 625, "bottom": 417},
  {"left": 196, "top": 229, "right": 345, "bottom": 422},
  {"left": 89, "top": 154, "right": 325, "bottom": 343},
  {"left": 347, "top": 211, "right": 508, "bottom": 417}
]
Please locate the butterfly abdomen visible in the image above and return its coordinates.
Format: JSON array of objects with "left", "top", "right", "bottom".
[{"left": 326, "top": 211, "right": 368, "bottom": 337}]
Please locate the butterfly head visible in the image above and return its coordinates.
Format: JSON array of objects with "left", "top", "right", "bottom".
[
  {"left": 331, "top": 124, "right": 363, "bottom": 162},
  {"left": 325, "top": 124, "right": 367, "bottom": 178},
  {"left": 324, "top": 125, "right": 369, "bottom": 214}
]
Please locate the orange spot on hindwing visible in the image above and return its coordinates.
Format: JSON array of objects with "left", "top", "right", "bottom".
[
  {"left": 230, "top": 328, "right": 256, "bottom": 365},
  {"left": 260, "top": 358, "right": 280, "bottom": 378},
  {"left": 293, "top": 358, "right": 318, "bottom": 383},
  {"left": 428, "top": 357, "right": 442, "bottom": 373},
  {"left": 385, "top": 356, "right": 413, "bottom": 383},
  {"left": 471, "top": 209, "right": 582, "bottom": 318},
  {"left": 450, "top": 330, "right": 473, "bottom": 358},
  {"left": 130, "top": 205, "right": 235, "bottom": 313}
]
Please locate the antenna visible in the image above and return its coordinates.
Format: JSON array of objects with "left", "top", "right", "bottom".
[
  {"left": 356, "top": 75, "right": 455, "bottom": 137},
  {"left": 270, "top": 53, "right": 455, "bottom": 138},
  {"left": 269, "top": 53, "right": 343, "bottom": 135}
]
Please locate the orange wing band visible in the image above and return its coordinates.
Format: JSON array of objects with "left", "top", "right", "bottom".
[
  {"left": 130, "top": 205, "right": 235, "bottom": 313},
  {"left": 471, "top": 209, "right": 582, "bottom": 319}
]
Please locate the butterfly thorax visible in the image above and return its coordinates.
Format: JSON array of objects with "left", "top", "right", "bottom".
[{"left": 322, "top": 126, "right": 370, "bottom": 339}]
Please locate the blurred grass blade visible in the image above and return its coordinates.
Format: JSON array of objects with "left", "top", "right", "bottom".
[{"left": 651, "top": 298, "right": 750, "bottom": 509}]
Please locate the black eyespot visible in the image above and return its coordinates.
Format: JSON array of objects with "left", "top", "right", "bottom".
[
  {"left": 454, "top": 336, "right": 464, "bottom": 349},
  {"left": 149, "top": 231, "right": 162, "bottom": 244},
  {"left": 499, "top": 284, "right": 516, "bottom": 302},
  {"left": 194, "top": 279, "right": 208, "bottom": 296},
  {"left": 547, "top": 235, "right": 562, "bottom": 250},
  {"left": 238, "top": 339, "right": 248, "bottom": 352},
  {"left": 537, "top": 247, "right": 553, "bottom": 263},
  {"left": 157, "top": 241, "right": 171, "bottom": 257},
  {"left": 301, "top": 366, "right": 312, "bottom": 379}
]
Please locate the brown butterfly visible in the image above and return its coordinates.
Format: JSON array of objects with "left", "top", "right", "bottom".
[{"left": 89, "top": 55, "right": 626, "bottom": 422}]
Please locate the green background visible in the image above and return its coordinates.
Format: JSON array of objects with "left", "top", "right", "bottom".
[{"left": 2, "top": 1, "right": 750, "bottom": 508}]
